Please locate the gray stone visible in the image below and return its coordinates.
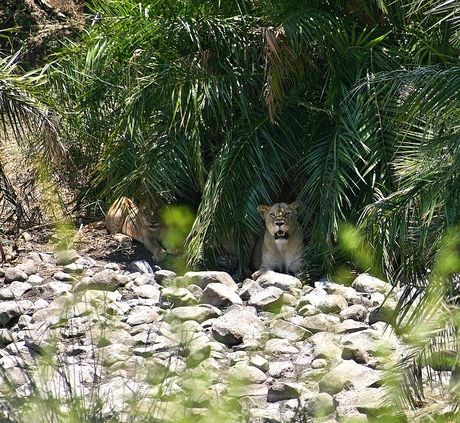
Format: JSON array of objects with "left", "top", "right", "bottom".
[
  {"left": 306, "top": 392, "right": 335, "bottom": 417},
  {"left": 132, "top": 284, "right": 161, "bottom": 301},
  {"left": 161, "top": 286, "right": 197, "bottom": 306},
  {"left": 0, "top": 300, "right": 33, "bottom": 326},
  {"left": 309, "top": 332, "right": 342, "bottom": 361},
  {"left": 62, "top": 263, "right": 86, "bottom": 274},
  {"left": 352, "top": 273, "right": 392, "bottom": 295},
  {"left": 126, "top": 306, "right": 160, "bottom": 326},
  {"left": 41, "top": 281, "right": 73, "bottom": 297},
  {"left": 368, "top": 299, "right": 398, "bottom": 326},
  {"left": 248, "top": 286, "right": 285, "bottom": 310},
  {"left": 268, "top": 361, "right": 295, "bottom": 378},
  {"left": 256, "top": 271, "right": 302, "bottom": 290},
  {"left": 270, "top": 320, "right": 309, "bottom": 342},
  {"left": 0, "top": 281, "right": 32, "bottom": 299},
  {"left": 24, "top": 322, "right": 53, "bottom": 353},
  {"left": 201, "top": 282, "right": 242, "bottom": 307},
  {"left": 211, "top": 305, "right": 265, "bottom": 346},
  {"left": 128, "top": 260, "right": 154, "bottom": 274},
  {"left": 53, "top": 271, "right": 78, "bottom": 282},
  {"left": 334, "top": 319, "right": 368, "bottom": 334},
  {"left": 228, "top": 362, "right": 267, "bottom": 384},
  {"left": 238, "top": 278, "right": 263, "bottom": 300},
  {"left": 154, "top": 269, "right": 177, "bottom": 284},
  {"left": 318, "top": 360, "right": 382, "bottom": 395},
  {"left": 183, "top": 271, "right": 238, "bottom": 290},
  {"left": 267, "top": 381, "right": 303, "bottom": 402},
  {"left": 168, "top": 305, "right": 221, "bottom": 323},
  {"left": 28, "top": 274, "right": 44, "bottom": 285},
  {"left": 77, "top": 269, "right": 129, "bottom": 291},
  {"left": 265, "top": 338, "right": 299, "bottom": 354},
  {"left": 4, "top": 268, "right": 28, "bottom": 283},
  {"left": 342, "top": 345, "right": 370, "bottom": 364},
  {"left": 300, "top": 313, "right": 337, "bottom": 333},
  {"left": 17, "top": 260, "right": 38, "bottom": 275},
  {"left": 250, "top": 354, "right": 270, "bottom": 372},
  {"left": 340, "top": 304, "right": 368, "bottom": 322},
  {"left": 55, "top": 249, "right": 81, "bottom": 266},
  {"left": 317, "top": 295, "right": 349, "bottom": 314}
]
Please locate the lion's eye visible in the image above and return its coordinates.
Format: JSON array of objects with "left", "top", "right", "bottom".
[
  {"left": 285, "top": 212, "right": 291, "bottom": 217},
  {"left": 269, "top": 213, "right": 275, "bottom": 218}
]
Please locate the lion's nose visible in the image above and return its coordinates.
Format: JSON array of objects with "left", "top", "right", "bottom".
[{"left": 275, "top": 221, "right": 284, "bottom": 228}]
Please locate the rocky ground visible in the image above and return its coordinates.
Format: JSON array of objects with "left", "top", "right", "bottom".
[{"left": 0, "top": 222, "right": 454, "bottom": 422}]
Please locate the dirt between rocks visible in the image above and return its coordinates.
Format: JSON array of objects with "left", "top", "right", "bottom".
[{"left": 2, "top": 220, "right": 158, "bottom": 272}]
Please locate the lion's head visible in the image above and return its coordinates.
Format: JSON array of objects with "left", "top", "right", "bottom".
[
  {"left": 257, "top": 201, "right": 302, "bottom": 241},
  {"left": 134, "top": 200, "right": 162, "bottom": 233}
]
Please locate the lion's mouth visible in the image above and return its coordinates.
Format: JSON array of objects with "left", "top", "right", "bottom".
[{"left": 275, "top": 231, "right": 289, "bottom": 240}]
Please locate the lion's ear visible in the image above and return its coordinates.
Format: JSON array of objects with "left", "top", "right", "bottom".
[
  {"left": 257, "top": 205, "right": 270, "bottom": 219},
  {"left": 289, "top": 201, "right": 303, "bottom": 215}
]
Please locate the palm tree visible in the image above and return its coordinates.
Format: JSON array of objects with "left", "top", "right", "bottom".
[
  {"left": 45, "top": 0, "right": 402, "bottom": 273},
  {"left": 356, "top": 0, "right": 460, "bottom": 416},
  {"left": 0, "top": 52, "right": 62, "bottom": 231}
]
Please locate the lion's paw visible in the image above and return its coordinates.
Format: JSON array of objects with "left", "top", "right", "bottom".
[{"left": 152, "top": 249, "right": 168, "bottom": 263}]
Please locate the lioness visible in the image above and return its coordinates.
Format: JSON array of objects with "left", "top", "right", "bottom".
[
  {"left": 251, "top": 201, "right": 303, "bottom": 280},
  {"left": 105, "top": 196, "right": 168, "bottom": 263}
]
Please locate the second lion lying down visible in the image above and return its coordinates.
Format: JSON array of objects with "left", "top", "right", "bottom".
[
  {"left": 251, "top": 201, "right": 303, "bottom": 280},
  {"left": 105, "top": 196, "right": 168, "bottom": 263}
]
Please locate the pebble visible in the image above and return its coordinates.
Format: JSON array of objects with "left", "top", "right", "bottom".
[{"left": 0, "top": 252, "right": 422, "bottom": 422}]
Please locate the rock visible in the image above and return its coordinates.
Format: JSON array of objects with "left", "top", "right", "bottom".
[
  {"left": 265, "top": 338, "right": 299, "bottom": 355},
  {"left": 268, "top": 361, "right": 295, "bottom": 378},
  {"left": 228, "top": 362, "right": 267, "bottom": 384},
  {"left": 132, "top": 284, "right": 161, "bottom": 301},
  {"left": 154, "top": 269, "right": 177, "bottom": 284},
  {"left": 352, "top": 273, "right": 393, "bottom": 295},
  {"left": 167, "top": 305, "right": 221, "bottom": 323},
  {"left": 55, "top": 249, "right": 81, "bottom": 266},
  {"left": 53, "top": 270, "right": 78, "bottom": 282},
  {"left": 0, "top": 240, "right": 415, "bottom": 423},
  {"left": 183, "top": 271, "right": 238, "bottom": 290},
  {"left": 340, "top": 304, "right": 368, "bottom": 321},
  {"left": 161, "top": 286, "right": 197, "bottom": 306},
  {"left": 334, "top": 319, "right": 368, "bottom": 334},
  {"left": 0, "top": 281, "right": 32, "bottom": 299},
  {"left": 28, "top": 274, "right": 44, "bottom": 285},
  {"left": 76, "top": 269, "right": 129, "bottom": 291},
  {"left": 247, "top": 286, "right": 285, "bottom": 310},
  {"left": 128, "top": 260, "right": 154, "bottom": 274},
  {"left": 306, "top": 392, "right": 335, "bottom": 417},
  {"left": 250, "top": 355, "right": 270, "bottom": 372},
  {"left": 269, "top": 320, "right": 309, "bottom": 342},
  {"left": 211, "top": 305, "right": 265, "bottom": 346},
  {"left": 318, "top": 360, "right": 382, "bottom": 395},
  {"left": 201, "top": 282, "right": 243, "bottom": 307},
  {"left": 368, "top": 299, "right": 399, "bottom": 326},
  {"left": 267, "top": 381, "right": 303, "bottom": 402},
  {"left": 317, "top": 294, "right": 349, "bottom": 313},
  {"left": 0, "top": 300, "right": 33, "bottom": 326},
  {"left": 342, "top": 344, "right": 370, "bottom": 364},
  {"left": 4, "top": 268, "right": 28, "bottom": 283},
  {"left": 126, "top": 306, "right": 160, "bottom": 326},
  {"left": 299, "top": 314, "right": 337, "bottom": 333},
  {"left": 238, "top": 278, "right": 263, "bottom": 300},
  {"left": 256, "top": 271, "right": 302, "bottom": 290}
]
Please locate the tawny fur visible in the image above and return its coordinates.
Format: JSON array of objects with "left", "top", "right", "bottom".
[
  {"left": 251, "top": 201, "right": 303, "bottom": 280},
  {"left": 105, "top": 196, "right": 167, "bottom": 262}
]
